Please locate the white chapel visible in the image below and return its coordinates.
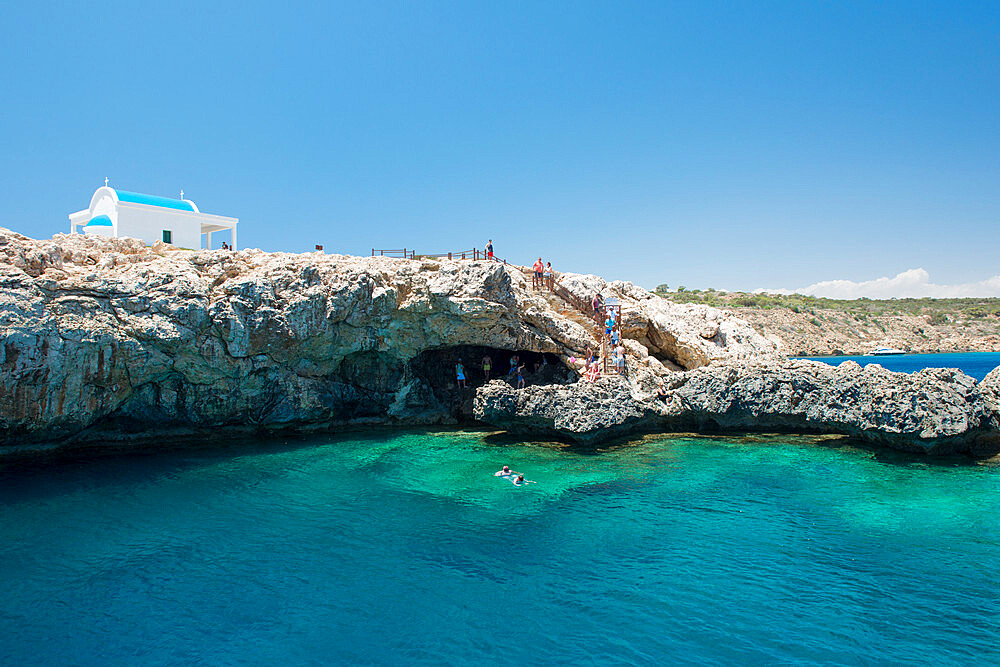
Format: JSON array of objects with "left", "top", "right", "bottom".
[{"left": 69, "top": 182, "right": 238, "bottom": 250}]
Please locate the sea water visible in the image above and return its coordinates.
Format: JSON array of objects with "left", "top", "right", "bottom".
[
  {"left": 800, "top": 351, "right": 1000, "bottom": 381},
  {"left": 1, "top": 431, "right": 998, "bottom": 665}
]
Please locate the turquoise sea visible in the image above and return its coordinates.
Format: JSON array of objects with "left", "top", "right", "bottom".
[
  {"left": 1, "top": 430, "right": 999, "bottom": 665},
  {"left": 800, "top": 351, "right": 1000, "bottom": 381}
]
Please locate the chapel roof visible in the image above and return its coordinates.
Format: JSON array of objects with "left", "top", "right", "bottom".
[{"left": 113, "top": 189, "right": 196, "bottom": 212}]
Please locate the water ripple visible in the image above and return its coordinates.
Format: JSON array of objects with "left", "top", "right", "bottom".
[{"left": 0, "top": 431, "right": 998, "bottom": 664}]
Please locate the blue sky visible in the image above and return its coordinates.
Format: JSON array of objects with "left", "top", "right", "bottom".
[{"left": 1, "top": 1, "right": 997, "bottom": 295}]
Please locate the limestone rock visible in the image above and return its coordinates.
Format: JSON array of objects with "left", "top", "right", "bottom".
[
  {"left": 474, "top": 359, "right": 1000, "bottom": 455},
  {"left": 0, "top": 228, "right": 763, "bottom": 451},
  {"left": 1, "top": 226, "right": 998, "bottom": 458},
  {"left": 557, "top": 274, "right": 781, "bottom": 369},
  {"left": 980, "top": 365, "right": 1000, "bottom": 433}
]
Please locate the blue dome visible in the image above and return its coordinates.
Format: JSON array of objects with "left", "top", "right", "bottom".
[
  {"left": 114, "top": 190, "right": 195, "bottom": 212},
  {"left": 85, "top": 215, "right": 113, "bottom": 227}
]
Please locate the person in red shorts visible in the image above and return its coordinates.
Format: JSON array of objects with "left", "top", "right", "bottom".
[{"left": 485, "top": 239, "right": 494, "bottom": 261}]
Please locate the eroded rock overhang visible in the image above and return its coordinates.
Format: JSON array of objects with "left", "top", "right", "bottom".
[{"left": 1, "top": 226, "right": 998, "bottom": 457}]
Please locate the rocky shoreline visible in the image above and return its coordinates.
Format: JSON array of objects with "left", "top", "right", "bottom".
[
  {"left": 2, "top": 227, "right": 999, "bottom": 458},
  {"left": 475, "top": 362, "right": 1000, "bottom": 456}
]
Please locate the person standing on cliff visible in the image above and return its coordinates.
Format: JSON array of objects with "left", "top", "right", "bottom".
[
  {"left": 482, "top": 354, "right": 492, "bottom": 382},
  {"left": 485, "top": 239, "right": 494, "bottom": 261},
  {"left": 456, "top": 359, "right": 467, "bottom": 389},
  {"left": 656, "top": 378, "right": 668, "bottom": 403},
  {"left": 544, "top": 262, "right": 554, "bottom": 291},
  {"left": 532, "top": 257, "right": 544, "bottom": 290}
]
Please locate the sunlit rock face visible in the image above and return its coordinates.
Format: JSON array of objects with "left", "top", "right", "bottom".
[
  {"left": 475, "top": 359, "right": 1000, "bottom": 456},
  {"left": 1, "top": 227, "right": 996, "bottom": 457}
]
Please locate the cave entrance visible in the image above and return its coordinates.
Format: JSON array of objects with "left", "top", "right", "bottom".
[{"left": 408, "top": 346, "right": 572, "bottom": 420}]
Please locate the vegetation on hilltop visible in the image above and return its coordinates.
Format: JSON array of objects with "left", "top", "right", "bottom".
[{"left": 653, "top": 285, "right": 1000, "bottom": 322}]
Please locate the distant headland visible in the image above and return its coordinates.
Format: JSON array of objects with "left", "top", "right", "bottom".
[{"left": 655, "top": 288, "right": 1000, "bottom": 357}]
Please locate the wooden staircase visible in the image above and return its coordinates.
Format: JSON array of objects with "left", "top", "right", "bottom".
[{"left": 516, "top": 266, "right": 622, "bottom": 377}]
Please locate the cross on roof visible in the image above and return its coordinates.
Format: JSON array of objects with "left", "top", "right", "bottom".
[
  {"left": 104, "top": 177, "right": 109, "bottom": 187},
  {"left": 180, "top": 189, "right": 184, "bottom": 199}
]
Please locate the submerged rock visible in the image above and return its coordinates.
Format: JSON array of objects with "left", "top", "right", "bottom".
[{"left": 0, "top": 227, "right": 997, "bottom": 457}]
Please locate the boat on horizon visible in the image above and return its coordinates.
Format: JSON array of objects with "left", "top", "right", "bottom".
[{"left": 870, "top": 346, "right": 906, "bottom": 356}]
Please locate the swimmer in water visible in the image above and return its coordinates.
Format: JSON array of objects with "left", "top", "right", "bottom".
[
  {"left": 511, "top": 474, "right": 535, "bottom": 486},
  {"left": 494, "top": 465, "right": 514, "bottom": 477}
]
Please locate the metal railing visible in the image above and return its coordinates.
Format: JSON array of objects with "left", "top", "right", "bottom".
[
  {"left": 372, "top": 248, "right": 528, "bottom": 264},
  {"left": 418, "top": 249, "right": 481, "bottom": 260},
  {"left": 371, "top": 248, "right": 416, "bottom": 258},
  {"left": 372, "top": 248, "right": 500, "bottom": 261}
]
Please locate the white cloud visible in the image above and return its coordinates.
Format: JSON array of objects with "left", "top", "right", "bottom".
[{"left": 758, "top": 268, "right": 1000, "bottom": 299}]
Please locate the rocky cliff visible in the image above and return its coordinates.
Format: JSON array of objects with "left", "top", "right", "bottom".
[{"left": 1, "top": 227, "right": 998, "bottom": 457}]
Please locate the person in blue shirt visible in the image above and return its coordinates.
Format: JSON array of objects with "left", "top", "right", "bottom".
[{"left": 612, "top": 346, "right": 626, "bottom": 376}]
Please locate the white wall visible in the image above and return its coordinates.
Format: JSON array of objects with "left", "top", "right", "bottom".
[
  {"left": 117, "top": 206, "right": 202, "bottom": 249},
  {"left": 83, "top": 226, "right": 115, "bottom": 238},
  {"left": 91, "top": 193, "right": 117, "bottom": 223}
]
